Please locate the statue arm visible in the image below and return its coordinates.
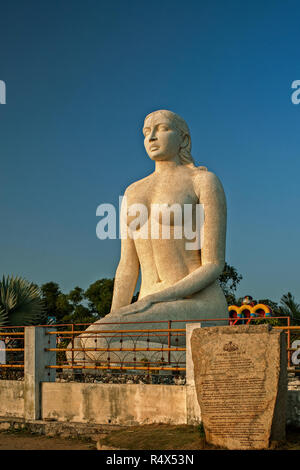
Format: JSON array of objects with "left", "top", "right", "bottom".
[
  {"left": 110, "top": 235, "right": 140, "bottom": 312},
  {"left": 147, "top": 170, "right": 227, "bottom": 303}
]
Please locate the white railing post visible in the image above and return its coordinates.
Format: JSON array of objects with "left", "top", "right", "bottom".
[{"left": 24, "top": 327, "right": 56, "bottom": 420}]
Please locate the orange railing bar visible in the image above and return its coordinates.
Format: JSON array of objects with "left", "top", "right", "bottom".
[
  {"left": 46, "top": 347, "right": 185, "bottom": 352},
  {"left": 46, "top": 328, "right": 186, "bottom": 335},
  {"left": 46, "top": 365, "right": 185, "bottom": 371},
  {"left": 0, "top": 365, "right": 24, "bottom": 368},
  {"left": 0, "top": 332, "right": 24, "bottom": 336}
]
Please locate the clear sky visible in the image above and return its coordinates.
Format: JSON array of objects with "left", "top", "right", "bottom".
[{"left": 0, "top": 0, "right": 300, "bottom": 303}]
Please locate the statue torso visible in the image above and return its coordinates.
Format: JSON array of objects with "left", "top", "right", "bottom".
[{"left": 125, "top": 166, "right": 204, "bottom": 297}]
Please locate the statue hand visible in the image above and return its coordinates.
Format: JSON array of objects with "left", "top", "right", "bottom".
[
  {"left": 110, "top": 295, "right": 158, "bottom": 317},
  {"left": 109, "top": 293, "right": 179, "bottom": 317},
  {"left": 125, "top": 296, "right": 154, "bottom": 316}
]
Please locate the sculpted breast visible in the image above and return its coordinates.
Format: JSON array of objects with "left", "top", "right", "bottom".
[
  {"left": 123, "top": 181, "right": 151, "bottom": 230},
  {"left": 123, "top": 174, "right": 200, "bottom": 234},
  {"left": 150, "top": 186, "right": 198, "bottom": 227}
]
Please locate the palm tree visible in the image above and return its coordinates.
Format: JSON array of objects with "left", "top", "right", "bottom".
[
  {"left": 0, "top": 275, "right": 46, "bottom": 326},
  {"left": 280, "top": 292, "right": 300, "bottom": 325}
]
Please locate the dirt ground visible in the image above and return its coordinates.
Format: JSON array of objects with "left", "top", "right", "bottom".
[
  {"left": 0, "top": 433, "right": 97, "bottom": 450},
  {"left": 99, "top": 424, "right": 300, "bottom": 450},
  {"left": 0, "top": 425, "right": 300, "bottom": 450}
]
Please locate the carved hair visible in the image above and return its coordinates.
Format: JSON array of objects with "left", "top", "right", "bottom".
[{"left": 144, "top": 110, "right": 196, "bottom": 168}]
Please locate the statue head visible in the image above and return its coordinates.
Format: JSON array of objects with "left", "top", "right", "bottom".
[{"left": 143, "top": 110, "right": 195, "bottom": 167}]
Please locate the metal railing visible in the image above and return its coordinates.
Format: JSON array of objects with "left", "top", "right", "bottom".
[
  {"left": 43, "top": 316, "right": 300, "bottom": 376},
  {"left": 45, "top": 319, "right": 187, "bottom": 374},
  {"left": 1, "top": 317, "right": 299, "bottom": 380},
  {"left": 0, "top": 326, "right": 25, "bottom": 379}
]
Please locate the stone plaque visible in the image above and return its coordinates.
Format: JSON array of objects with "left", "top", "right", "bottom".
[{"left": 191, "top": 324, "right": 287, "bottom": 450}]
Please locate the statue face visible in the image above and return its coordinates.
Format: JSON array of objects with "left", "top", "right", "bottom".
[{"left": 143, "top": 113, "right": 183, "bottom": 162}]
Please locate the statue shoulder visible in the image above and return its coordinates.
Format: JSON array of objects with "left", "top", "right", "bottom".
[
  {"left": 192, "top": 167, "right": 226, "bottom": 200},
  {"left": 192, "top": 165, "right": 216, "bottom": 183},
  {"left": 124, "top": 173, "right": 153, "bottom": 197},
  {"left": 193, "top": 166, "right": 221, "bottom": 184}
]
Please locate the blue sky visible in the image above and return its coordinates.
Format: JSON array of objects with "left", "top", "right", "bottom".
[{"left": 0, "top": 0, "right": 299, "bottom": 303}]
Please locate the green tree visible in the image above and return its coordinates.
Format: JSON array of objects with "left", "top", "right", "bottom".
[
  {"left": 55, "top": 293, "right": 73, "bottom": 322},
  {"left": 68, "top": 287, "right": 84, "bottom": 306},
  {"left": 279, "top": 292, "right": 300, "bottom": 325},
  {"left": 62, "top": 286, "right": 95, "bottom": 325},
  {"left": 40, "top": 282, "right": 61, "bottom": 319},
  {"left": 84, "top": 278, "right": 114, "bottom": 318},
  {"left": 0, "top": 275, "right": 46, "bottom": 326},
  {"left": 219, "top": 263, "right": 243, "bottom": 305},
  {"left": 41, "top": 282, "right": 77, "bottom": 323},
  {"left": 71, "top": 305, "right": 95, "bottom": 324}
]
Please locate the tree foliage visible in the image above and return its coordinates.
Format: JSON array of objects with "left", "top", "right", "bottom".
[
  {"left": 84, "top": 278, "right": 114, "bottom": 317},
  {"left": 279, "top": 292, "right": 300, "bottom": 325},
  {"left": 40, "top": 282, "right": 62, "bottom": 320},
  {"left": 55, "top": 293, "right": 73, "bottom": 320},
  {"left": 40, "top": 278, "right": 115, "bottom": 324},
  {"left": 68, "top": 287, "right": 84, "bottom": 306},
  {"left": 0, "top": 275, "right": 46, "bottom": 326},
  {"left": 219, "top": 262, "right": 243, "bottom": 304}
]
